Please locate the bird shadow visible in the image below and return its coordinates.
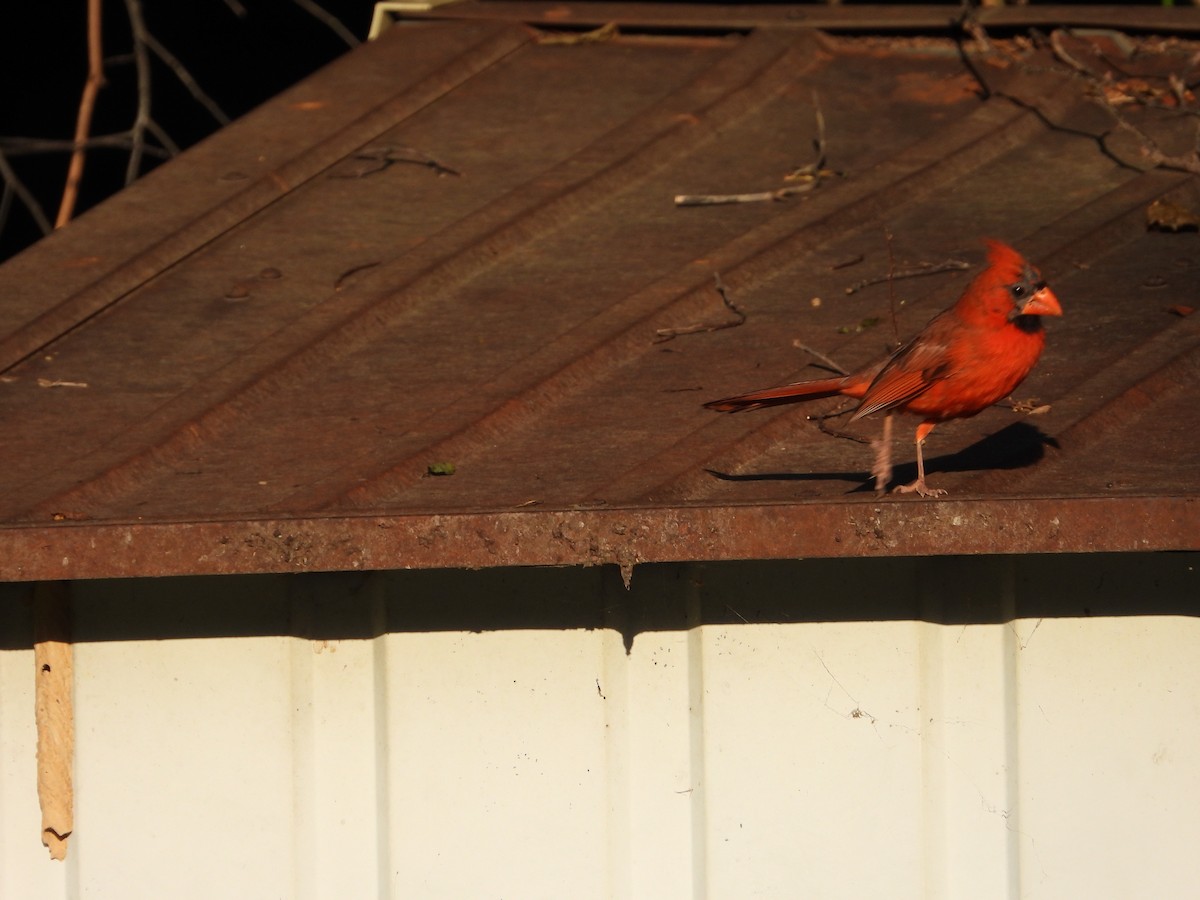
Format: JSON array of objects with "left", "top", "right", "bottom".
[{"left": 706, "top": 422, "right": 1058, "bottom": 492}]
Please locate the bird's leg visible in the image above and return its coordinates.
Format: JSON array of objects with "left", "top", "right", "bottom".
[
  {"left": 870, "top": 412, "right": 894, "bottom": 495},
  {"left": 893, "top": 421, "right": 947, "bottom": 497}
]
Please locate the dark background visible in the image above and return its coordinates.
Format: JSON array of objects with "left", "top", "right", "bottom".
[{"left": 1, "top": 0, "right": 372, "bottom": 262}]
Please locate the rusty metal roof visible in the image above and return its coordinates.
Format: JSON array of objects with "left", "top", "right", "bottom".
[{"left": 2, "top": 6, "right": 1199, "bottom": 581}]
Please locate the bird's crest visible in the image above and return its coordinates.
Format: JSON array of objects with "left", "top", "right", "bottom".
[{"left": 983, "top": 239, "right": 1031, "bottom": 281}]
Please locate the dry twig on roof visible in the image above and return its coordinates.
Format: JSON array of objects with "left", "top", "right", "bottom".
[
  {"left": 674, "top": 184, "right": 822, "bottom": 206},
  {"left": 792, "top": 340, "right": 847, "bottom": 376},
  {"left": 843, "top": 259, "right": 971, "bottom": 295},
  {"left": 332, "top": 145, "right": 461, "bottom": 179},
  {"left": 654, "top": 272, "right": 747, "bottom": 343},
  {"left": 674, "top": 90, "right": 841, "bottom": 207}
]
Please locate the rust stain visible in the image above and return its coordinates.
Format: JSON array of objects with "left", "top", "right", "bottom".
[
  {"left": 0, "top": 497, "right": 1196, "bottom": 582},
  {"left": 889, "top": 71, "right": 978, "bottom": 105},
  {"left": 60, "top": 256, "right": 103, "bottom": 269}
]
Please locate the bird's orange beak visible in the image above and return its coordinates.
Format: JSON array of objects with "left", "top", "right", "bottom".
[{"left": 1023, "top": 286, "right": 1062, "bottom": 317}]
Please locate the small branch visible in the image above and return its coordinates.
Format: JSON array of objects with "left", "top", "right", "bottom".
[
  {"left": 996, "top": 88, "right": 1140, "bottom": 171},
  {"left": 122, "top": 0, "right": 153, "bottom": 185},
  {"left": 1, "top": 134, "right": 171, "bottom": 158},
  {"left": 791, "top": 340, "right": 847, "bottom": 376},
  {"left": 675, "top": 91, "right": 841, "bottom": 207},
  {"left": 334, "top": 260, "right": 381, "bottom": 291},
  {"left": 1113, "top": 128, "right": 1200, "bottom": 174},
  {"left": 144, "top": 118, "right": 181, "bottom": 157},
  {"left": 56, "top": 0, "right": 106, "bottom": 228},
  {"left": 813, "top": 89, "right": 828, "bottom": 165},
  {"left": 712, "top": 273, "right": 746, "bottom": 321},
  {"left": 289, "top": 0, "right": 361, "bottom": 47},
  {"left": 0, "top": 149, "right": 53, "bottom": 234},
  {"left": 952, "top": 4, "right": 995, "bottom": 99},
  {"left": 143, "top": 31, "right": 230, "bottom": 125},
  {"left": 674, "top": 183, "right": 821, "bottom": 207},
  {"left": 1047, "top": 28, "right": 1095, "bottom": 79},
  {"left": 654, "top": 272, "right": 747, "bottom": 342},
  {"left": 333, "top": 145, "right": 460, "bottom": 179},
  {"left": 813, "top": 403, "right": 870, "bottom": 444},
  {"left": 883, "top": 225, "right": 901, "bottom": 345},
  {"left": 785, "top": 89, "right": 833, "bottom": 181},
  {"left": 1098, "top": 96, "right": 1200, "bottom": 174},
  {"left": 843, "top": 259, "right": 970, "bottom": 295}
]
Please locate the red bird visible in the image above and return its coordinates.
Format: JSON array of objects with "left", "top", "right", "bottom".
[{"left": 705, "top": 240, "right": 1062, "bottom": 496}]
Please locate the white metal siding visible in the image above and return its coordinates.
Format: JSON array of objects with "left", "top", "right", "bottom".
[{"left": 1, "top": 556, "right": 1197, "bottom": 898}]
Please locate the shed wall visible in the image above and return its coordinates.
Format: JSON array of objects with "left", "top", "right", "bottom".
[{"left": 1, "top": 554, "right": 1197, "bottom": 898}]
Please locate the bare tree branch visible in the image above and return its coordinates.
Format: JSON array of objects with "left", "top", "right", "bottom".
[
  {"left": 0, "top": 149, "right": 53, "bottom": 235},
  {"left": 1, "top": 135, "right": 171, "bottom": 158},
  {"left": 122, "top": 0, "right": 154, "bottom": 185},
  {"left": 56, "top": 0, "right": 106, "bottom": 227},
  {"left": 144, "top": 118, "right": 181, "bottom": 157},
  {"left": 4, "top": 0, "right": 359, "bottom": 255},
  {"left": 143, "top": 31, "right": 230, "bottom": 125},
  {"left": 290, "top": 0, "right": 361, "bottom": 48}
]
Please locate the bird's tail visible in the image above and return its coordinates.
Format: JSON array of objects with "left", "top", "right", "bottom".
[{"left": 704, "top": 377, "right": 848, "bottom": 413}]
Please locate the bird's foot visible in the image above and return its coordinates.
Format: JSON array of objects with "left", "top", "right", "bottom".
[{"left": 892, "top": 478, "right": 947, "bottom": 498}]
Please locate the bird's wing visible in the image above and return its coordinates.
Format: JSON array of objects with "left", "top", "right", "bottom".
[{"left": 850, "top": 332, "right": 953, "bottom": 420}]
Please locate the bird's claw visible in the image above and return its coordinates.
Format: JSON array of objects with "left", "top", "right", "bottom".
[{"left": 893, "top": 479, "right": 947, "bottom": 498}]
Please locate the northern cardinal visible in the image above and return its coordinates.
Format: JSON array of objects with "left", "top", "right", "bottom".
[{"left": 705, "top": 240, "right": 1062, "bottom": 496}]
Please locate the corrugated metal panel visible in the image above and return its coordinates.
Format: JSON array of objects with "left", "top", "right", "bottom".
[
  {"left": 1, "top": 11, "right": 1199, "bottom": 580},
  {"left": 2, "top": 555, "right": 1198, "bottom": 896}
]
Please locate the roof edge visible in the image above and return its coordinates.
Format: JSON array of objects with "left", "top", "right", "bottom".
[{"left": 2, "top": 496, "right": 1196, "bottom": 582}]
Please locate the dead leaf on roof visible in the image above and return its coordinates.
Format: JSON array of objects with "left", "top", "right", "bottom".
[{"left": 1147, "top": 198, "right": 1200, "bottom": 232}]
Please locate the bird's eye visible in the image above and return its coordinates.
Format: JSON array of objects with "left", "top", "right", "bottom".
[{"left": 1010, "top": 284, "right": 1026, "bottom": 299}]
